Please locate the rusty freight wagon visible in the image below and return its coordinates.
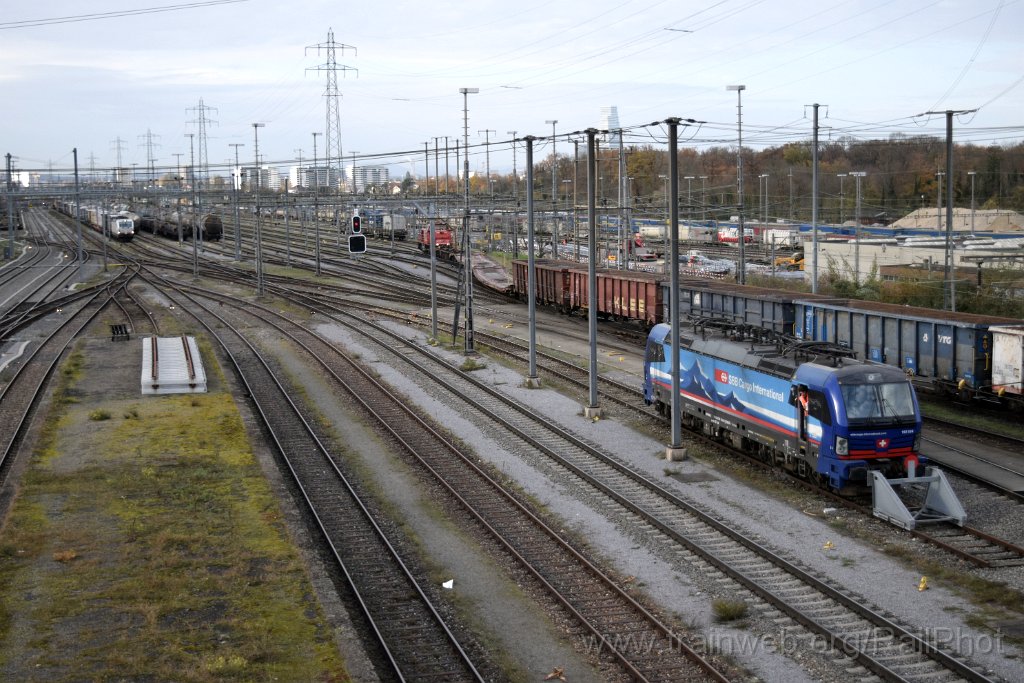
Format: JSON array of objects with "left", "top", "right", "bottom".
[
  {"left": 570, "top": 269, "right": 663, "bottom": 327},
  {"left": 512, "top": 259, "right": 576, "bottom": 312}
]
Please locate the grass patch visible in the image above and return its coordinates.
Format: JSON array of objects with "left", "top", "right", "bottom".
[
  {"left": 919, "top": 398, "right": 1024, "bottom": 439},
  {"left": 880, "top": 544, "right": 1024, "bottom": 645},
  {"left": 0, "top": 391, "right": 349, "bottom": 681},
  {"left": 88, "top": 409, "right": 111, "bottom": 421},
  {"left": 712, "top": 598, "right": 749, "bottom": 623},
  {"left": 460, "top": 357, "right": 487, "bottom": 372}
]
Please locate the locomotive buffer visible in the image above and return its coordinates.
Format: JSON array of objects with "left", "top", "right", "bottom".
[{"left": 870, "top": 464, "right": 966, "bottom": 531}]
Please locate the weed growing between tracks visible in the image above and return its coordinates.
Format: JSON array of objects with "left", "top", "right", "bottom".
[{"left": 0, "top": 386, "right": 348, "bottom": 681}]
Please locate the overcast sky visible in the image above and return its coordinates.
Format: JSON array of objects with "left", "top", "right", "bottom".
[{"left": 2, "top": 0, "right": 1021, "bottom": 178}]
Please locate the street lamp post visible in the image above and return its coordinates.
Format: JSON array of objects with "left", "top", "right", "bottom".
[
  {"left": 508, "top": 131, "right": 519, "bottom": 257},
  {"left": 546, "top": 119, "right": 558, "bottom": 255},
  {"left": 350, "top": 150, "right": 359, "bottom": 194},
  {"left": 312, "top": 132, "right": 322, "bottom": 276},
  {"left": 968, "top": 171, "right": 977, "bottom": 234},
  {"left": 837, "top": 173, "right": 847, "bottom": 225},
  {"left": 507, "top": 131, "right": 518, "bottom": 203},
  {"left": 460, "top": 87, "right": 479, "bottom": 354},
  {"left": 4, "top": 153, "right": 13, "bottom": 261},
  {"left": 759, "top": 173, "right": 769, "bottom": 233},
  {"left": 252, "top": 123, "right": 266, "bottom": 296},
  {"left": 572, "top": 137, "right": 580, "bottom": 261},
  {"left": 684, "top": 175, "right": 694, "bottom": 221},
  {"left": 699, "top": 175, "right": 708, "bottom": 223},
  {"left": 545, "top": 119, "right": 558, "bottom": 207},
  {"left": 851, "top": 171, "right": 866, "bottom": 285},
  {"left": 229, "top": 143, "right": 244, "bottom": 261},
  {"left": 432, "top": 137, "right": 440, "bottom": 195},
  {"left": 186, "top": 133, "right": 198, "bottom": 279},
  {"left": 479, "top": 129, "right": 495, "bottom": 197},
  {"left": 726, "top": 85, "right": 746, "bottom": 283}
]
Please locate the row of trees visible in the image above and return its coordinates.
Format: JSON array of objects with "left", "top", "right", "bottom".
[{"left": 410, "top": 135, "right": 1024, "bottom": 223}]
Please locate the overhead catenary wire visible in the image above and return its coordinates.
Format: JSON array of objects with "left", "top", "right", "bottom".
[{"left": 0, "top": 0, "right": 250, "bottom": 29}]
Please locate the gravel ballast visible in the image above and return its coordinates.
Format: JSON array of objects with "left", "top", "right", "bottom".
[{"left": 316, "top": 310, "right": 1024, "bottom": 683}]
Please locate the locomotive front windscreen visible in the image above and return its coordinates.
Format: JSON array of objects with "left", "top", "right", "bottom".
[{"left": 840, "top": 381, "right": 916, "bottom": 423}]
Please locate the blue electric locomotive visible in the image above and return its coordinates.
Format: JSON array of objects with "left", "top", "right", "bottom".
[{"left": 643, "top": 323, "right": 922, "bottom": 493}]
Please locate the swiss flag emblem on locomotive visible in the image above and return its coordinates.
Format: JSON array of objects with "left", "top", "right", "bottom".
[
  {"left": 876, "top": 438, "right": 890, "bottom": 450},
  {"left": 715, "top": 369, "right": 729, "bottom": 384}
]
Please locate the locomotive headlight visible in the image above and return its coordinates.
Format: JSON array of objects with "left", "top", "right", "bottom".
[{"left": 835, "top": 436, "right": 848, "bottom": 456}]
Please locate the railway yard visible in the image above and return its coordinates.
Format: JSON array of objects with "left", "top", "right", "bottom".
[{"left": 2, "top": 206, "right": 1024, "bottom": 682}]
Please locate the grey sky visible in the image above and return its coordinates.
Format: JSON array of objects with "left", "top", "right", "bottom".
[{"left": 2, "top": 0, "right": 1021, "bottom": 177}]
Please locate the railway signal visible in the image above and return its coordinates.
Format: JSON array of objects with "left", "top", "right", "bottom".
[{"left": 349, "top": 214, "right": 365, "bottom": 253}]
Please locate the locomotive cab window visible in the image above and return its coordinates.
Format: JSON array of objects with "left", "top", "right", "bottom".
[
  {"left": 806, "top": 389, "right": 831, "bottom": 425},
  {"left": 841, "top": 381, "right": 915, "bottom": 424},
  {"left": 646, "top": 339, "right": 665, "bottom": 363}
]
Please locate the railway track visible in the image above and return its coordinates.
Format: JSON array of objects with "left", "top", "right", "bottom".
[
  {"left": 417, "top": 322, "right": 1024, "bottom": 572},
  {"left": 55, "top": 212, "right": 1024, "bottom": 575},
  {"left": 172, "top": 278, "right": 735, "bottom": 681},
  {"left": 144, "top": 270, "right": 486, "bottom": 682},
  {"left": 913, "top": 523, "right": 1024, "bottom": 568},
  {"left": 0, "top": 269, "right": 136, "bottom": 482},
  {"left": 21, "top": 206, "right": 1021, "bottom": 679},
  {"left": 273, "top": 287, "right": 997, "bottom": 683},
  {"left": 920, "top": 417, "right": 1024, "bottom": 501}
]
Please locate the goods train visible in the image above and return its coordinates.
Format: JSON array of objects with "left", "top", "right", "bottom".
[
  {"left": 508, "top": 259, "right": 1024, "bottom": 404},
  {"left": 644, "top": 323, "right": 922, "bottom": 493},
  {"left": 511, "top": 259, "right": 664, "bottom": 325},
  {"left": 136, "top": 207, "right": 223, "bottom": 242},
  {"left": 364, "top": 215, "right": 408, "bottom": 241},
  {"left": 54, "top": 201, "right": 135, "bottom": 241},
  {"left": 667, "top": 279, "right": 1024, "bottom": 402}
]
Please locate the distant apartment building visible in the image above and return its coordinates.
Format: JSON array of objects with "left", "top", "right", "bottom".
[
  {"left": 289, "top": 165, "right": 341, "bottom": 191},
  {"left": 600, "top": 106, "right": 621, "bottom": 146},
  {"left": 348, "top": 165, "right": 389, "bottom": 193},
  {"left": 237, "top": 166, "right": 281, "bottom": 191}
]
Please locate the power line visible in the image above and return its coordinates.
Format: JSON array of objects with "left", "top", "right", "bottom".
[
  {"left": 0, "top": 0, "right": 249, "bottom": 29},
  {"left": 306, "top": 28, "right": 357, "bottom": 192}
]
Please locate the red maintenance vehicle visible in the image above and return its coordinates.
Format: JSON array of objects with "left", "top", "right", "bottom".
[{"left": 417, "top": 221, "right": 458, "bottom": 260}]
